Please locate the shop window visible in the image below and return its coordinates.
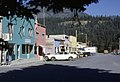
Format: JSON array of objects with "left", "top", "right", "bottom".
[
  {"left": 22, "top": 44, "right": 26, "bottom": 54},
  {"left": 22, "top": 44, "right": 33, "bottom": 54},
  {"left": 30, "top": 45, "right": 33, "bottom": 53}
]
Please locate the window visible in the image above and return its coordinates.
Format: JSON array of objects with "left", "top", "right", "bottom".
[
  {"left": 61, "top": 46, "right": 65, "bottom": 52},
  {"left": 21, "top": 26, "right": 25, "bottom": 36},
  {"left": 42, "top": 33, "right": 45, "bottom": 40},
  {"left": 22, "top": 44, "right": 33, "bottom": 54},
  {"left": 22, "top": 44, "right": 26, "bottom": 54},
  {"left": 30, "top": 45, "right": 33, "bottom": 53},
  {"left": 18, "top": 26, "right": 25, "bottom": 38},
  {"left": 8, "top": 23, "right": 12, "bottom": 34},
  {"left": 36, "top": 32, "right": 39, "bottom": 39},
  {"left": 42, "top": 33, "right": 45, "bottom": 36},
  {"left": 28, "top": 28, "right": 33, "bottom": 37}
]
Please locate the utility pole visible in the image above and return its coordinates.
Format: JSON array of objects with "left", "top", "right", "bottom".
[
  {"left": 119, "top": 38, "right": 120, "bottom": 50},
  {"left": 76, "top": 30, "right": 77, "bottom": 42},
  {"left": 85, "top": 34, "right": 87, "bottom": 46},
  {"left": 43, "top": 7, "right": 45, "bottom": 26}
]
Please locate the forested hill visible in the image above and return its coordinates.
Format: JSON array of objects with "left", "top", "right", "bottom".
[{"left": 38, "top": 14, "right": 120, "bottom": 52}]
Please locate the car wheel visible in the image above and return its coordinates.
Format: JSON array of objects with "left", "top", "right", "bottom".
[
  {"left": 77, "top": 55, "right": 80, "bottom": 58},
  {"left": 44, "top": 56, "right": 49, "bottom": 61},
  {"left": 68, "top": 57, "right": 73, "bottom": 61},
  {"left": 51, "top": 57, "right": 56, "bottom": 61}
]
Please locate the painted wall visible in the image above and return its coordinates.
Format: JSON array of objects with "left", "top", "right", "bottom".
[
  {"left": 54, "top": 39, "right": 60, "bottom": 47},
  {"left": 35, "top": 23, "right": 46, "bottom": 46},
  {"left": 69, "top": 36, "right": 77, "bottom": 47},
  {"left": 46, "top": 34, "right": 70, "bottom": 53},
  {"left": 2, "top": 17, "right": 35, "bottom": 59},
  {"left": 46, "top": 36, "right": 54, "bottom": 54},
  {"left": 69, "top": 36, "right": 77, "bottom": 52},
  {"left": 34, "top": 23, "right": 46, "bottom": 57}
]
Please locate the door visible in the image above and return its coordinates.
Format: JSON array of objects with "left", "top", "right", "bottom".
[{"left": 17, "top": 45, "right": 20, "bottom": 59}]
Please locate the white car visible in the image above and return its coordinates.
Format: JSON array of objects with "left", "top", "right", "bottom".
[{"left": 44, "top": 52, "right": 78, "bottom": 61}]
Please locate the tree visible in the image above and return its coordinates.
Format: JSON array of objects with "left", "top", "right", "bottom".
[
  {"left": 0, "top": 0, "right": 99, "bottom": 22},
  {"left": 28, "top": 0, "right": 99, "bottom": 25},
  {"left": 28, "top": 0, "right": 99, "bottom": 14},
  {"left": 44, "top": 15, "right": 120, "bottom": 52},
  {"left": 0, "top": 0, "right": 39, "bottom": 20}
]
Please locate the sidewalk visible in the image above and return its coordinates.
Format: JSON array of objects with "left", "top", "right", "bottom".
[{"left": 9, "top": 58, "right": 44, "bottom": 66}]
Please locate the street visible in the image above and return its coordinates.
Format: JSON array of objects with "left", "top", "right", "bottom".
[{"left": 0, "top": 54, "right": 120, "bottom": 82}]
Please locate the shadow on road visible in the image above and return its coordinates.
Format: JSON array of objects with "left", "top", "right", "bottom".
[{"left": 0, "top": 64, "right": 120, "bottom": 82}]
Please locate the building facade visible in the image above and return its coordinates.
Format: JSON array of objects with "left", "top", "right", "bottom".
[
  {"left": 2, "top": 17, "right": 35, "bottom": 60},
  {"left": 46, "top": 34, "right": 70, "bottom": 54},
  {"left": 69, "top": 35, "right": 77, "bottom": 52},
  {"left": 34, "top": 23, "right": 46, "bottom": 58},
  {"left": 46, "top": 35, "right": 54, "bottom": 54}
]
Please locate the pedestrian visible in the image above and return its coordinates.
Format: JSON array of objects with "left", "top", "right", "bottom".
[
  {"left": 6, "top": 52, "right": 9, "bottom": 65},
  {"left": 4, "top": 51, "right": 10, "bottom": 65}
]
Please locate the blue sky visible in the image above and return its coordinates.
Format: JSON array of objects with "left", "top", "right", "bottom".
[{"left": 84, "top": 0, "right": 120, "bottom": 16}]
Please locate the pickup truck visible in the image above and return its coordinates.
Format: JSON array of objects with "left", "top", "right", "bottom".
[{"left": 44, "top": 52, "right": 78, "bottom": 61}]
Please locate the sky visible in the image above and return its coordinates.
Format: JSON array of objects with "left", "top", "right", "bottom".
[{"left": 84, "top": 0, "right": 120, "bottom": 16}]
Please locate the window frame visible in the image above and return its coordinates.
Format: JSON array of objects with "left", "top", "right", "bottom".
[{"left": 28, "top": 28, "right": 33, "bottom": 37}]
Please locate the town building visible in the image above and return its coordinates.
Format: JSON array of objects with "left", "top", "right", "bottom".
[
  {"left": 69, "top": 35, "right": 77, "bottom": 52},
  {"left": 34, "top": 22, "right": 46, "bottom": 58},
  {"left": 2, "top": 17, "right": 35, "bottom": 61},
  {"left": 46, "top": 34, "right": 70, "bottom": 54}
]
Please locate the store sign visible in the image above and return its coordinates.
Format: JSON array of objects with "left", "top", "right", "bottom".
[{"left": 25, "top": 39, "right": 31, "bottom": 43}]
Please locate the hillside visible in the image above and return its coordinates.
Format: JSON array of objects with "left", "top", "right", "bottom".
[
  {"left": 37, "top": 9, "right": 89, "bottom": 18},
  {"left": 38, "top": 12, "right": 120, "bottom": 52}
]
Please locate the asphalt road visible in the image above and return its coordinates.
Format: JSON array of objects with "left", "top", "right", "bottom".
[{"left": 0, "top": 54, "right": 120, "bottom": 82}]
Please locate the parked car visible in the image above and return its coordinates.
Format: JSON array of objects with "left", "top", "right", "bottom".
[
  {"left": 70, "top": 51, "right": 81, "bottom": 58},
  {"left": 44, "top": 52, "right": 78, "bottom": 61}
]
